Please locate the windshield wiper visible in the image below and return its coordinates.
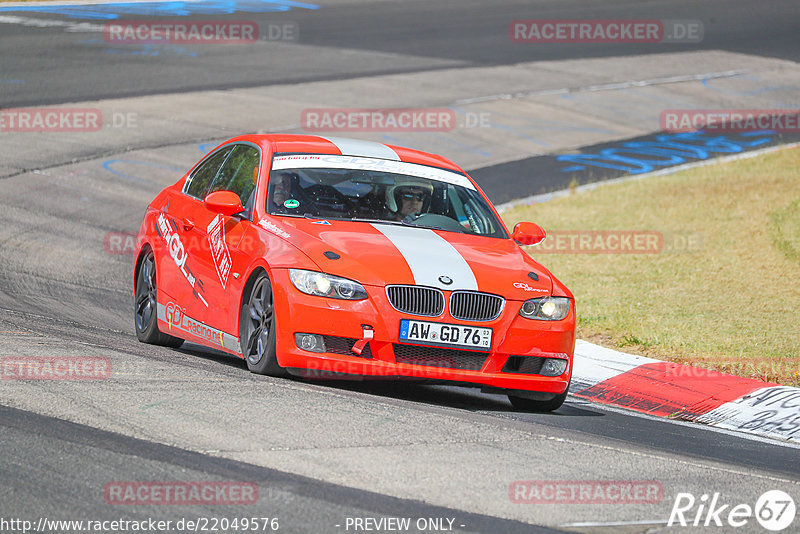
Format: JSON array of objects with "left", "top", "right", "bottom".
[
  {"left": 348, "top": 217, "right": 404, "bottom": 226},
  {"left": 296, "top": 214, "right": 406, "bottom": 226}
]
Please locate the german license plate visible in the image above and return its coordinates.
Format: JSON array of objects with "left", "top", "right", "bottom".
[{"left": 398, "top": 319, "right": 492, "bottom": 351}]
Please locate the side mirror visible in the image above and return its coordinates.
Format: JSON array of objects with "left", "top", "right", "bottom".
[
  {"left": 204, "top": 190, "right": 244, "bottom": 216},
  {"left": 512, "top": 222, "right": 546, "bottom": 246}
]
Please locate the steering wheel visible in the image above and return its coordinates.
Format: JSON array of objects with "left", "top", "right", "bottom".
[
  {"left": 304, "top": 185, "right": 354, "bottom": 216},
  {"left": 402, "top": 213, "right": 467, "bottom": 233}
]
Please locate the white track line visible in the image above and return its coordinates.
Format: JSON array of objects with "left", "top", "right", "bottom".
[
  {"left": 455, "top": 70, "right": 746, "bottom": 105},
  {"left": 0, "top": 0, "right": 178, "bottom": 7}
]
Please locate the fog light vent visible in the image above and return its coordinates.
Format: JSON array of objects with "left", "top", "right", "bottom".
[
  {"left": 540, "top": 358, "right": 568, "bottom": 377},
  {"left": 295, "top": 333, "right": 326, "bottom": 353}
]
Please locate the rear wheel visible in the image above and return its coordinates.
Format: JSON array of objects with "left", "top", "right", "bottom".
[
  {"left": 134, "top": 249, "right": 183, "bottom": 348},
  {"left": 508, "top": 385, "right": 569, "bottom": 413},
  {"left": 240, "top": 272, "right": 286, "bottom": 376}
]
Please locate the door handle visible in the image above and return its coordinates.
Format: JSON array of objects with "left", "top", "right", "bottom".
[{"left": 182, "top": 218, "right": 195, "bottom": 231}]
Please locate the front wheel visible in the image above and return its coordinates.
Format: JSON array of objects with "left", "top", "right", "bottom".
[
  {"left": 240, "top": 272, "right": 286, "bottom": 376},
  {"left": 134, "top": 249, "right": 183, "bottom": 348}
]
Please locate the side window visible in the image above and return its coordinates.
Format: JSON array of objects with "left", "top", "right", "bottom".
[
  {"left": 208, "top": 145, "right": 260, "bottom": 207},
  {"left": 185, "top": 146, "right": 234, "bottom": 199}
]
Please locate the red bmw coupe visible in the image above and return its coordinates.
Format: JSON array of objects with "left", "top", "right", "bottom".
[{"left": 134, "top": 135, "right": 575, "bottom": 411}]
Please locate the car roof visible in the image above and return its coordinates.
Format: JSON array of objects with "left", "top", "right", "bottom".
[{"left": 225, "top": 134, "right": 465, "bottom": 174}]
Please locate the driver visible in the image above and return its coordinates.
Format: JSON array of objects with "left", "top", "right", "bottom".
[
  {"left": 271, "top": 173, "right": 293, "bottom": 209},
  {"left": 269, "top": 172, "right": 303, "bottom": 213},
  {"left": 385, "top": 180, "right": 434, "bottom": 221}
]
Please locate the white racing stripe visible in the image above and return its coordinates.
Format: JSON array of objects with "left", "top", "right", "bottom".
[
  {"left": 373, "top": 224, "right": 478, "bottom": 290},
  {"left": 319, "top": 136, "right": 401, "bottom": 161}
]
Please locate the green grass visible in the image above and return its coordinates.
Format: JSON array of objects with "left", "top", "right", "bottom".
[
  {"left": 503, "top": 147, "right": 800, "bottom": 386},
  {"left": 770, "top": 198, "right": 800, "bottom": 266}
]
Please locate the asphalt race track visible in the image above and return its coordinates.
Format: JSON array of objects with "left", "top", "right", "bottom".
[
  {"left": 2, "top": 0, "right": 799, "bottom": 107},
  {"left": 1, "top": 1, "right": 799, "bottom": 532}
]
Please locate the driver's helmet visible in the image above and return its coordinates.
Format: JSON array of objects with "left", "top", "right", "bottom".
[{"left": 385, "top": 179, "right": 434, "bottom": 214}]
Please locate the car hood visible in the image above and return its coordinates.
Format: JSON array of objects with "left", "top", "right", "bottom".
[{"left": 266, "top": 217, "right": 553, "bottom": 299}]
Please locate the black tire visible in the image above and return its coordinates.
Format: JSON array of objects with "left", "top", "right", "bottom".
[
  {"left": 240, "top": 272, "right": 286, "bottom": 376},
  {"left": 508, "top": 386, "right": 569, "bottom": 413},
  {"left": 134, "top": 249, "right": 184, "bottom": 348}
]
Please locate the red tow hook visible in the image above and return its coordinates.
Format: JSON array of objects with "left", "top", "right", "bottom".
[{"left": 351, "top": 325, "right": 374, "bottom": 355}]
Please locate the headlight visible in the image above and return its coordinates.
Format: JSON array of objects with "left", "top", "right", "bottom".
[
  {"left": 519, "top": 297, "right": 570, "bottom": 321},
  {"left": 289, "top": 269, "right": 368, "bottom": 300}
]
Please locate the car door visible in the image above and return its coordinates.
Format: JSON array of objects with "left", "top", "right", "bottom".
[
  {"left": 188, "top": 143, "right": 261, "bottom": 337},
  {"left": 159, "top": 144, "right": 235, "bottom": 328}
]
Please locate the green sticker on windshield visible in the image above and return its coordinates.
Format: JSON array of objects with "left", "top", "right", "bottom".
[{"left": 284, "top": 199, "right": 300, "bottom": 209}]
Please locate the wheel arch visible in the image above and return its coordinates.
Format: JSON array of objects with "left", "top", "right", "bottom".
[
  {"left": 133, "top": 242, "right": 154, "bottom": 295},
  {"left": 237, "top": 261, "right": 275, "bottom": 343},
  {"left": 239, "top": 264, "right": 269, "bottom": 315}
]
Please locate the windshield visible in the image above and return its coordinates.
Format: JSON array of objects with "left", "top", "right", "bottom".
[{"left": 266, "top": 154, "right": 507, "bottom": 238}]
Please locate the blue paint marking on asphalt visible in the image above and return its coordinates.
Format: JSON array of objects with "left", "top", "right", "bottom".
[
  {"left": 103, "top": 159, "right": 183, "bottom": 185},
  {"left": 103, "top": 43, "right": 197, "bottom": 57},
  {"left": 0, "top": 79, "right": 25, "bottom": 84},
  {"left": 0, "top": 0, "right": 320, "bottom": 20},
  {"left": 199, "top": 142, "right": 218, "bottom": 153},
  {"left": 740, "top": 131, "right": 774, "bottom": 146},
  {"left": 555, "top": 131, "right": 779, "bottom": 175},
  {"left": 103, "top": 44, "right": 162, "bottom": 56},
  {"left": 78, "top": 37, "right": 198, "bottom": 57}
]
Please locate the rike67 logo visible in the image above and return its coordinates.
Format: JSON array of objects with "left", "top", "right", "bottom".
[{"left": 669, "top": 490, "right": 796, "bottom": 531}]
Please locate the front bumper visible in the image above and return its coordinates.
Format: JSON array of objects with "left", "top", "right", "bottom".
[{"left": 271, "top": 269, "right": 575, "bottom": 394}]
